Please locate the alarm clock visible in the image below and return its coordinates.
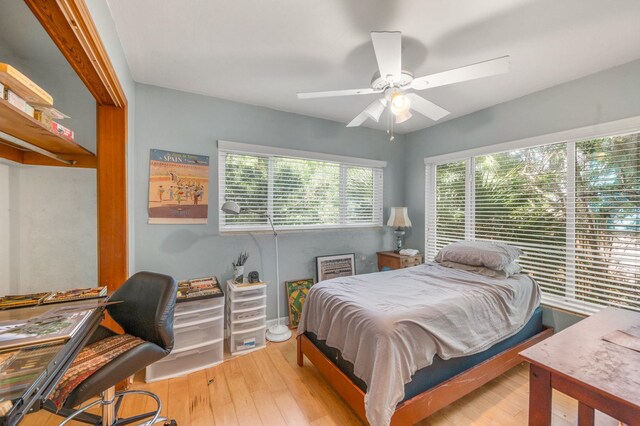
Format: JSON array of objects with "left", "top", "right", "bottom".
[{"left": 248, "top": 271, "right": 260, "bottom": 283}]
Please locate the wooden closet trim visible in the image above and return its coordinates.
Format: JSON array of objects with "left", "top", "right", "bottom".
[
  {"left": 24, "top": 0, "right": 127, "bottom": 108},
  {"left": 24, "top": 0, "right": 129, "bottom": 291}
]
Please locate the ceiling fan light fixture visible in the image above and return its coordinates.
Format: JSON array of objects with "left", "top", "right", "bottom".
[
  {"left": 390, "top": 92, "right": 411, "bottom": 115},
  {"left": 395, "top": 109, "right": 412, "bottom": 124}
]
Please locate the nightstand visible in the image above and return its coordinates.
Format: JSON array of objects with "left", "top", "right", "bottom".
[{"left": 377, "top": 251, "right": 424, "bottom": 271}]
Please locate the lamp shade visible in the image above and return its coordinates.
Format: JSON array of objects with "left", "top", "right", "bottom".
[
  {"left": 221, "top": 201, "right": 241, "bottom": 215},
  {"left": 387, "top": 207, "right": 412, "bottom": 228}
]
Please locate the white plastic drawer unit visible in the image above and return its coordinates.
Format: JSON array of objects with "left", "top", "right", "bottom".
[
  {"left": 230, "top": 295, "right": 266, "bottom": 312},
  {"left": 174, "top": 296, "right": 223, "bottom": 315},
  {"left": 230, "top": 305, "right": 266, "bottom": 323},
  {"left": 229, "top": 286, "right": 266, "bottom": 301},
  {"left": 231, "top": 326, "right": 266, "bottom": 353},
  {"left": 146, "top": 294, "right": 225, "bottom": 382},
  {"left": 146, "top": 340, "right": 223, "bottom": 382},
  {"left": 230, "top": 316, "right": 266, "bottom": 334},
  {"left": 174, "top": 316, "right": 224, "bottom": 349}
]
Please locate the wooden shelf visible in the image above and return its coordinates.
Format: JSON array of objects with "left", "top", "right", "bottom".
[{"left": 0, "top": 96, "right": 95, "bottom": 156}]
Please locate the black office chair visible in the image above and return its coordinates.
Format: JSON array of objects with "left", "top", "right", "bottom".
[{"left": 45, "top": 271, "right": 178, "bottom": 426}]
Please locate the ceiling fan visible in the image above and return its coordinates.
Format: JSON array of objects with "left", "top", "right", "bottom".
[{"left": 297, "top": 31, "right": 510, "bottom": 140}]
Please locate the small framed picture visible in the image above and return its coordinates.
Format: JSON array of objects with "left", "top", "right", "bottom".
[
  {"left": 316, "top": 253, "right": 356, "bottom": 282},
  {"left": 285, "top": 278, "right": 314, "bottom": 329}
]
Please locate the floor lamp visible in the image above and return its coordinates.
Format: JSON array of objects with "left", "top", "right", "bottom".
[{"left": 221, "top": 201, "right": 292, "bottom": 342}]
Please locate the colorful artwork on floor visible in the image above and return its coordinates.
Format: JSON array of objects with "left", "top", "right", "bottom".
[
  {"left": 285, "top": 278, "right": 314, "bottom": 328},
  {"left": 148, "top": 149, "right": 209, "bottom": 224}
]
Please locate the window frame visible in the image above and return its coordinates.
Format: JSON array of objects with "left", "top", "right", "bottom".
[
  {"left": 424, "top": 115, "right": 640, "bottom": 315},
  {"left": 218, "top": 140, "right": 386, "bottom": 233}
]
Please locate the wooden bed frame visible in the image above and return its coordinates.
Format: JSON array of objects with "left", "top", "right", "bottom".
[{"left": 297, "top": 327, "right": 553, "bottom": 425}]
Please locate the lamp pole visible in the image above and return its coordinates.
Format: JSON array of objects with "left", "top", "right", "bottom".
[
  {"left": 220, "top": 201, "right": 291, "bottom": 342},
  {"left": 265, "top": 214, "right": 291, "bottom": 342}
]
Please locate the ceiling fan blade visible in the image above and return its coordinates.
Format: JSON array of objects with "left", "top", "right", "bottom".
[
  {"left": 371, "top": 31, "right": 402, "bottom": 83},
  {"left": 346, "top": 110, "right": 369, "bottom": 128},
  {"left": 346, "top": 99, "right": 387, "bottom": 127},
  {"left": 411, "top": 56, "right": 510, "bottom": 90},
  {"left": 297, "top": 87, "right": 380, "bottom": 99},
  {"left": 406, "top": 93, "right": 450, "bottom": 121}
]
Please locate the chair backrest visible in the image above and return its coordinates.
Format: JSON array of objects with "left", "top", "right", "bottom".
[{"left": 107, "top": 271, "right": 177, "bottom": 352}]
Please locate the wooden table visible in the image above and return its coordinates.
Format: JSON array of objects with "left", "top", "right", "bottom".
[
  {"left": 376, "top": 251, "right": 424, "bottom": 271},
  {"left": 520, "top": 307, "right": 640, "bottom": 426}
]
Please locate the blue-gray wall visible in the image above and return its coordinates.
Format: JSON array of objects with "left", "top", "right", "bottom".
[{"left": 133, "top": 83, "right": 405, "bottom": 320}]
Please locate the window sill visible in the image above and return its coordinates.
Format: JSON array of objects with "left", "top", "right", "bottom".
[{"left": 219, "top": 224, "right": 384, "bottom": 235}]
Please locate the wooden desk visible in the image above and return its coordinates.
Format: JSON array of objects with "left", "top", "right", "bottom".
[
  {"left": 520, "top": 307, "right": 640, "bottom": 426},
  {"left": 376, "top": 251, "right": 423, "bottom": 271}
]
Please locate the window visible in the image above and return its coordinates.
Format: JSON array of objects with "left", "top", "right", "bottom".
[
  {"left": 219, "top": 141, "right": 384, "bottom": 231},
  {"left": 425, "top": 128, "right": 640, "bottom": 315}
]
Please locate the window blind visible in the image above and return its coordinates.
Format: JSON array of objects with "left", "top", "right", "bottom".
[
  {"left": 434, "top": 160, "right": 467, "bottom": 253},
  {"left": 574, "top": 135, "right": 639, "bottom": 311},
  {"left": 425, "top": 131, "right": 640, "bottom": 315},
  {"left": 219, "top": 144, "right": 383, "bottom": 231}
]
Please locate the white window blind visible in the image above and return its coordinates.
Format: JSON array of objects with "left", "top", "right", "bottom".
[
  {"left": 219, "top": 142, "right": 384, "bottom": 231},
  {"left": 425, "top": 131, "right": 640, "bottom": 315}
]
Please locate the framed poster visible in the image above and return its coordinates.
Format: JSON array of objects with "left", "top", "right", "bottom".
[
  {"left": 148, "top": 149, "right": 209, "bottom": 224},
  {"left": 285, "top": 278, "right": 314, "bottom": 329},
  {"left": 316, "top": 253, "right": 356, "bottom": 282}
]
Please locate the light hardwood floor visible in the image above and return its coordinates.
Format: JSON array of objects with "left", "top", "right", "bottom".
[{"left": 22, "top": 337, "right": 619, "bottom": 426}]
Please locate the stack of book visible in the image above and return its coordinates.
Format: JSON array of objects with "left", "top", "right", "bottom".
[
  {"left": 0, "top": 63, "right": 74, "bottom": 141},
  {"left": 0, "top": 293, "right": 49, "bottom": 310},
  {"left": 0, "top": 287, "right": 107, "bottom": 310},
  {"left": 42, "top": 287, "right": 107, "bottom": 304},
  {"left": 177, "top": 276, "right": 223, "bottom": 300}
]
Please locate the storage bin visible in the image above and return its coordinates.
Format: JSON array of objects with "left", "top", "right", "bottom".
[
  {"left": 231, "top": 296, "right": 266, "bottom": 312},
  {"left": 231, "top": 326, "right": 266, "bottom": 353},
  {"left": 229, "top": 286, "right": 266, "bottom": 301},
  {"left": 174, "top": 306, "right": 223, "bottom": 328},
  {"left": 175, "top": 297, "right": 223, "bottom": 316},
  {"left": 146, "top": 339, "right": 223, "bottom": 382},
  {"left": 229, "top": 305, "right": 266, "bottom": 323},
  {"left": 174, "top": 316, "right": 224, "bottom": 350},
  {"left": 230, "top": 316, "right": 266, "bottom": 334}
]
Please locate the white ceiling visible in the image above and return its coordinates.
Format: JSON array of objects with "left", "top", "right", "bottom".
[{"left": 106, "top": 0, "right": 640, "bottom": 134}]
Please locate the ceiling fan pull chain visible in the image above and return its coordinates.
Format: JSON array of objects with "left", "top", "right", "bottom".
[{"left": 389, "top": 107, "right": 395, "bottom": 141}]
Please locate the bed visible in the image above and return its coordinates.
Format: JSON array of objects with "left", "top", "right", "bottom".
[{"left": 296, "top": 261, "right": 553, "bottom": 426}]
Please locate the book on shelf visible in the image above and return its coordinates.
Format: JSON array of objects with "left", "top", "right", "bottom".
[
  {"left": 177, "top": 276, "right": 223, "bottom": 300},
  {"left": 0, "top": 306, "right": 94, "bottom": 350},
  {"left": 0, "top": 63, "right": 53, "bottom": 106},
  {"left": 5, "top": 89, "right": 35, "bottom": 118},
  {"left": 51, "top": 121, "right": 74, "bottom": 141},
  {"left": 0, "top": 293, "right": 50, "bottom": 310},
  {"left": 34, "top": 106, "right": 69, "bottom": 127},
  {"left": 42, "top": 287, "right": 107, "bottom": 304}
]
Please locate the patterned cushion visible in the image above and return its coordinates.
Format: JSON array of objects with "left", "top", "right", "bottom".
[{"left": 51, "top": 334, "right": 145, "bottom": 409}]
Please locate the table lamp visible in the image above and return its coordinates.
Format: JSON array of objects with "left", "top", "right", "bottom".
[
  {"left": 387, "top": 207, "right": 412, "bottom": 252},
  {"left": 221, "top": 201, "right": 292, "bottom": 342}
]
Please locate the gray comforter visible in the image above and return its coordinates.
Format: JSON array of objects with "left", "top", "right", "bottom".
[{"left": 297, "top": 262, "right": 541, "bottom": 426}]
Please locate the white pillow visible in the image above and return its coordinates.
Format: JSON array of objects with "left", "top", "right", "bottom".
[
  {"left": 435, "top": 240, "right": 523, "bottom": 271},
  {"left": 440, "top": 260, "right": 522, "bottom": 278}
]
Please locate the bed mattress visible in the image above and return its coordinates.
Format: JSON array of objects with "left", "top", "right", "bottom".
[{"left": 305, "top": 306, "right": 543, "bottom": 403}]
